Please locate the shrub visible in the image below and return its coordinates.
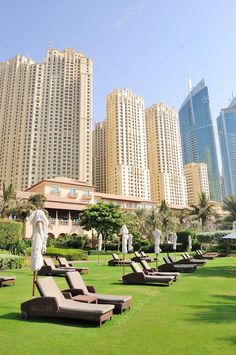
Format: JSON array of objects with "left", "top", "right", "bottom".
[
  {"left": 176, "top": 230, "right": 196, "bottom": 251},
  {"left": 0, "top": 219, "right": 23, "bottom": 249},
  {"left": 0, "top": 254, "right": 24, "bottom": 269},
  {"left": 54, "top": 234, "right": 85, "bottom": 249},
  {"left": 45, "top": 247, "right": 88, "bottom": 261}
]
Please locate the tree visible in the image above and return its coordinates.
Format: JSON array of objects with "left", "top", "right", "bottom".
[
  {"left": 190, "top": 192, "right": 215, "bottom": 230},
  {"left": 79, "top": 202, "right": 124, "bottom": 251},
  {"left": 0, "top": 182, "right": 16, "bottom": 218},
  {"left": 146, "top": 206, "right": 160, "bottom": 240},
  {"left": 223, "top": 195, "right": 236, "bottom": 226},
  {"left": 10, "top": 194, "right": 46, "bottom": 221},
  {"left": 174, "top": 208, "right": 191, "bottom": 230},
  {"left": 158, "top": 200, "right": 174, "bottom": 242},
  {"left": 135, "top": 207, "right": 148, "bottom": 238}
]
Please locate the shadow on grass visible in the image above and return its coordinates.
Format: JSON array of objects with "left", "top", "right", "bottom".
[
  {"left": 0, "top": 312, "right": 106, "bottom": 328},
  {"left": 189, "top": 297, "right": 236, "bottom": 324},
  {"left": 193, "top": 265, "right": 236, "bottom": 278}
]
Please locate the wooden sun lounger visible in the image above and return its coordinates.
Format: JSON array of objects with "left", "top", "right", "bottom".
[
  {"left": 122, "top": 262, "right": 174, "bottom": 286},
  {"left": 181, "top": 253, "right": 207, "bottom": 265},
  {"left": 195, "top": 250, "right": 216, "bottom": 260},
  {"left": 38, "top": 257, "right": 76, "bottom": 276},
  {"left": 64, "top": 271, "right": 132, "bottom": 313},
  {"left": 158, "top": 257, "right": 197, "bottom": 273},
  {"left": 21, "top": 276, "right": 114, "bottom": 327},
  {"left": 139, "top": 259, "right": 180, "bottom": 281},
  {"left": 58, "top": 257, "right": 88, "bottom": 274},
  {"left": 108, "top": 254, "right": 131, "bottom": 266},
  {"left": 0, "top": 276, "right": 16, "bottom": 287},
  {"left": 131, "top": 251, "right": 153, "bottom": 263}
]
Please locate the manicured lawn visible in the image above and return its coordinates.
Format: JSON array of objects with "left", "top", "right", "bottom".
[{"left": 1, "top": 255, "right": 236, "bottom": 354}]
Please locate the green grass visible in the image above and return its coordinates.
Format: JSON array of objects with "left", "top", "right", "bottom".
[{"left": 1, "top": 255, "right": 236, "bottom": 354}]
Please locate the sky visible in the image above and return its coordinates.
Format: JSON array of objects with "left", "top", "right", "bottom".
[{"left": 1, "top": 0, "right": 236, "bottom": 171}]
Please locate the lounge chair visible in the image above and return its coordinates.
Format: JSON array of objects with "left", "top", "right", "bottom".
[
  {"left": 108, "top": 254, "right": 131, "bottom": 266},
  {"left": 21, "top": 276, "right": 114, "bottom": 326},
  {"left": 122, "top": 262, "right": 174, "bottom": 286},
  {"left": 38, "top": 257, "right": 76, "bottom": 276},
  {"left": 139, "top": 259, "right": 180, "bottom": 281},
  {"left": 64, "top": 271, "right": 132, "bottom": 313},
  {"left": 181, "top": 253, "right": 207, "bottom": 265},
  {"left": 131, "top": 251, "right": 153, "bottom": 263},
  {"left": 0, "top": 276, "right": 16, "bottom": 287},
  {"left": 140, "top": 251, "right": 155, "bottom": 260},
  {"left": 195, "top": 250, "right": 216, "bottom": 260},
  {"left": 58, "top": 257, "right": 88, "bottom": 274},
  {"left": 158, "top": 256, "right": 197, "bottom": 273}
]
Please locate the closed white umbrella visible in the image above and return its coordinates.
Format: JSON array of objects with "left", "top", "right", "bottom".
[
  {"left": 188, "top": 235, "right": 192, "bottom": 251},
  {"left": 128, "top": 234, "right": 133, "bottom": 253},
  {"left": 120, "top": 225, "right": 129, "bottom": 276},
  {"left": 97, "top": 233, "right": 103, "bottom": 266},
  {"left": 98, "top": 233, "right": 103, "bottom": 251},
  {"left": 152, "top": 229, "right": 161, "bottom": 268},
  {"left": 28, "top": 209, "right": 49, "bottom": 296},
  {"left": 172, "top": 233, "right": 177, "bottom": 251}
]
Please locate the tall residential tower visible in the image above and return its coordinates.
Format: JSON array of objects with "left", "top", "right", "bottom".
[
  {"left": 178, "top": 79, "right": 221, "bottom": 202},
  {"left": 146, "top": 103, "right": 187, "bottom": 208},
  {"left": 217, "top": 97, "right": 236, "bottom": 197},
  {"left": 106, "top": 89, "right": 150, "bottom": 199},
  {"left": 0, "top": 48, "right": 92, "bottom": 190},
  {"left": 92, "top": 121, "right": 106, "bottom": 192}
]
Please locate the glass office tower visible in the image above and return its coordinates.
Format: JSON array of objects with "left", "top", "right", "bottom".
[
  {"left": 179, "top": 79, "right": 222, "bottom": 202},
  {"left": 217, "top": 97, "right": 236, "bottom": 197}
]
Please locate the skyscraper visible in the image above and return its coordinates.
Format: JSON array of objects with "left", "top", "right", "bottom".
[
  {"left": 217, "top": 97, "right": 236, "bottom": 197},
  {"left": 92, "top": 121, "right": 106, "bottom": 192},
  {"left": 184, "top": 162, "right": 210, "bottom": 205},
  {"left": 179, "top": 79, "right": 221, "bottom": 202},
  {"left": 146, "top": 103, "right": 187, "bottom": 207},
  {"left": 106, "top": 89, "right": 150, "bottom": 199},
  {"left": 0, "top": 48, "right": 92, "bottom": 191}
]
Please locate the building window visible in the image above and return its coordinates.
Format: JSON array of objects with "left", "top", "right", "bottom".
[{"left": 51, "top": 186, "right": 60, "bottom": 194}]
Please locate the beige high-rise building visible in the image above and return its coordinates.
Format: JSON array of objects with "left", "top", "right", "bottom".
[
  {"left": 145, "top": 103, "right": 187, "bottom": 208},
  {"left": 184, "top": 162, "right": 210, "bottom": 205},
  {"left": 0, "top": 48, "right": 92, "bottom": 191},
  {"left": 106, "top": 89, "right": 150, "bottom": 199},
  {"left": 92, "top": 121, "right": 106, "bottom": 192}
]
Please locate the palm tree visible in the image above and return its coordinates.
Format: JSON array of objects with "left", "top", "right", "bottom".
[
  {"left": 223, "top": 195, "right": 236, "bottom": 226},
  {"left": 135, "top": 207, "right": 148, "bottom": 238},
  {"left": 158, "top": 200, "right": 174, "bottom": 242},
  {"left": 146, "top": 206, "right": 159, "bottom": 239},
  {"left": 174, "top": 208, "right": 191, "bottom": 229},
  {"left": 10, "top": 193, "right": 46, "bottom": 221},
  {"left": 190, "top": 192, "right": 215, "bottom": 230},
  {"left": 0, "top": 182, "right": 16, "bottom": 218}
]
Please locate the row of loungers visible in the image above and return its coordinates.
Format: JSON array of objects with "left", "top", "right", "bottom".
[
  {"left": 38, "top": 257, "right": 88, "bottom": 276},
  {"left": 21, "top": 271, "right": 132, "bottom": 327},
  {"left": 108, "top": 251, "right": 154, "bottom": 266},
  {"left": 122, "top": 251, "right": 213, "bottom": 285},
  {"left": 0, "top": 275, "right": 16, "bottom": 287}
]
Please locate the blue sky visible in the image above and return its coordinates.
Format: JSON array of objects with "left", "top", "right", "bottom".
[{"left": 1, "top": 0, "right": 236, "bottom": 169}]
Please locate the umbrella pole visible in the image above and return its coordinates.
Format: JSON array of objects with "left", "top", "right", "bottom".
[
  {"left": 155, "top": 253, "right": 158, "bottom": 269},
  {"left": 97, "top": 252, "right": 100, "bottom": 266},
  {"left": 123, "top": 253, "right": 125, "bottom": 277},
  {"left": 32, "top": 271, "right": 37, "bottom": 297}
]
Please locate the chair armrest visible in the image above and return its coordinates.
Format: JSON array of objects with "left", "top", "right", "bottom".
[
  {"left": 62, "top": 288, "right": 86, "bottom": 296},
  {"left": 68, "top": 262, "right": 73, "bottom": 267},
  {"left": 59, "top": 263, "right": 67, "bottom": 268},
  {"left": 62, "top": 292, "right": 73, "bottom": 299},
  {"left": 86, "top": 285, "right": 96, "bottom": 293}
]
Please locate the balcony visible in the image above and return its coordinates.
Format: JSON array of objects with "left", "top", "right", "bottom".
[
  {"left": 68, "top": 191, "right": 78, "bottom": 198},
  {"left": 82, "top": 191, "right": 93, "bottom": 200}
]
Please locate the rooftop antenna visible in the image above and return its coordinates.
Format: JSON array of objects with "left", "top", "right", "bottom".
[{"left": 188, "top": 77, "right": 193, "bottom": 92}]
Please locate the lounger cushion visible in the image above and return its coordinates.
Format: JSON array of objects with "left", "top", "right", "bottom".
[
  {"left": 66, "top": 272, "right": 88, "bottom": 294},
  {"left": 0, "top": 276, "right": 16, "bottom": 281},
  {"left": 37, "top": 277, "right": 65, "bottom": 303},
  {"left": 144, "top": 275, "right": 174, "bottom": 282},
  {"left": 60, "top": 299, "right": 114, "bottom": 315},
  {"left": 89, "top": 293, "right": 131, "bottom": 303}
]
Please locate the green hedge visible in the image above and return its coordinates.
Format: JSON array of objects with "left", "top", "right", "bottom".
[
  {"left": 45, "top": 247, "right": 88, "bottom": 261},
  {"left": 0, "top": 219, "right": 23, "bottom": 249},
  {"left": 0, "top": 254, "right": 24, "bottom": 269}
]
